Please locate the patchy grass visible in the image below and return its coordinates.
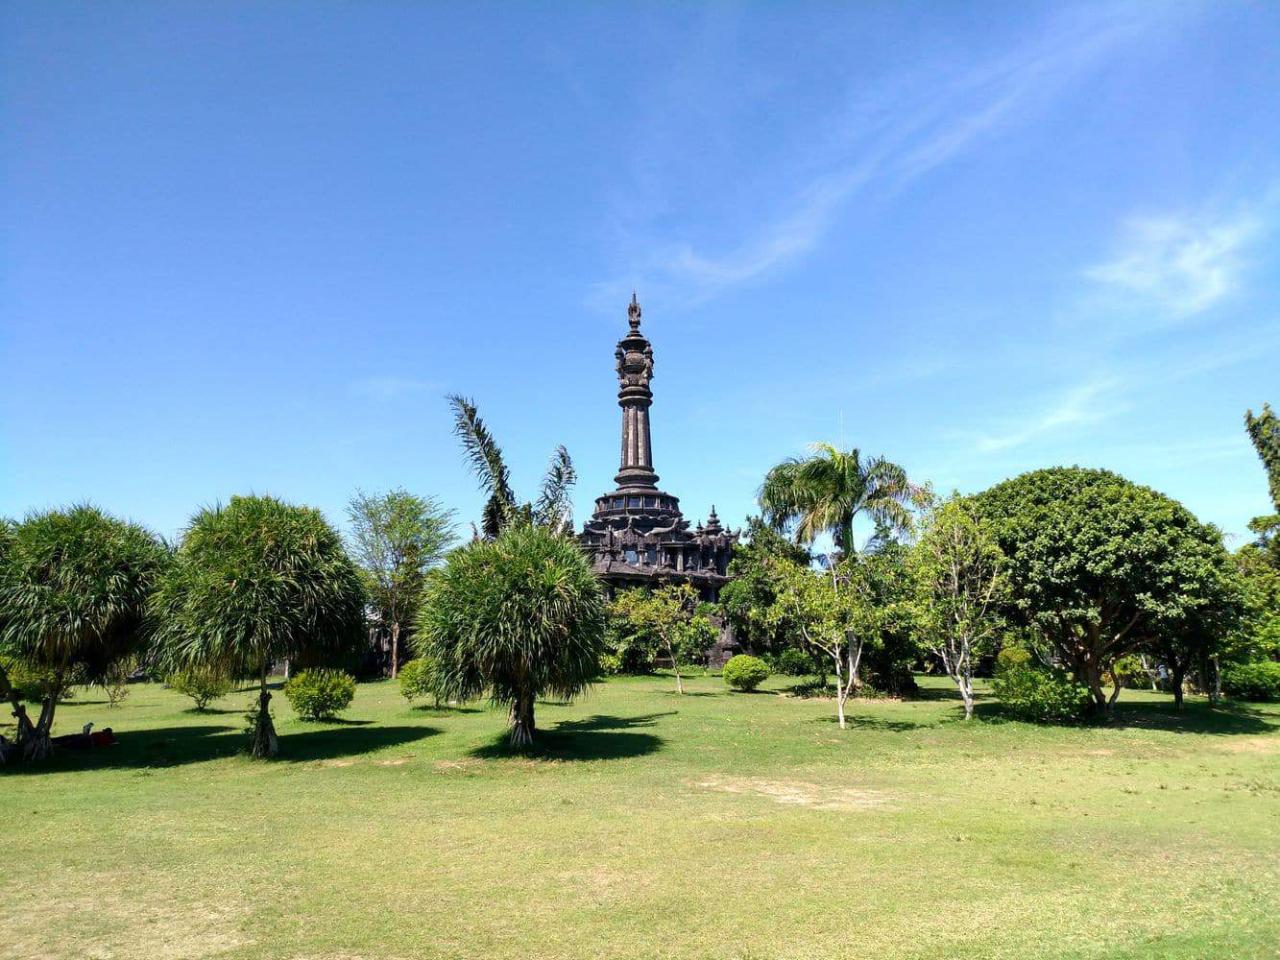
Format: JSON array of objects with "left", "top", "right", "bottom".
[{"left": 2, "top": 674, "right": 1278, "bottom": 960}]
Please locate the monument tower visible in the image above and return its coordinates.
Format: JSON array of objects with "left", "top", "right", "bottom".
[{"left": 580, "top": 295, "right": 737, "bottom": 600}]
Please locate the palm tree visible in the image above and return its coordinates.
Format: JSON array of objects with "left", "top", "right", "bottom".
[
  {"left": 760, "top": 442, "right": 918, "bottom": 558},
  {"left": 417, "top": 522, "right": 605, "bottom": 747},
  {"left": 448, "top": 394, "right": 577, "bottom": 537},
  {"left": 152, "top": 495, "right": 366, "bottom": 758},
  {"left": 0, "top": 506, "right": 168, "bottom": 760}
]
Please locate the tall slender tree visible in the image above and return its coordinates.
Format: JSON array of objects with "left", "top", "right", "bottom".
[
  {"left": 760, "top": 443, "right": 918, "bottom": 558},
  {"left": 153, "top": 496, "right": 366, "bottom": 758},
  {"left": 347, "top": 489, "right": 456, "bottom": 678},
  {"left": 1246, "top": 403, "right": 1280, "bottom": 567},
  {"left": 0, "top": 506, "right": 167, "bottom": 760},
  {"left": 448, "top": 395, "right": 577, "bottom": 537}
]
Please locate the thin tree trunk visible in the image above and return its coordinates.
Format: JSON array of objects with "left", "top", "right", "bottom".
[
  {"left": 0, "top": 663, "right": 37, "bottom": 757},
  {"left": 666, "top": 636, "right": 683, "bottom": 695},
  {"left": 250, "top": 667, "right": 278, "bottom": 759},
  {"left": 1171, "top": 665, "right": 1186, "bottom": 710},
  {"left": 833, "top": 654, "right": 846, "bottom": 729},
  {"left": 1210, "top": 656, "right": 1222, "bottom": 706},
  {"left": 390, "top": 622, "right": 400, "bottom": 679}
]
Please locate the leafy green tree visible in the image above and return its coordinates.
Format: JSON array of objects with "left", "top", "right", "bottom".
[
  {"left": 912, "top": 497, "right": 1008, "bottom": 719},
  {"left": 855, "top": 540, "right": 919, "bottom": 697},
  {"left": 448, "top": 394, "right": 576, "bottom": 538},
  {"left": 417, "top": 522, "right": 605, "bottom": 747},
  {"left": 0, "top": 506, "right": 167, "bottom": 760},
  {"left": 973, "top": 468, "right": 1237, "bottom": 715},
  {"left": 347, "top": 488, "right": 456, "bottom": 678},
  {"left": 720, "top": 517, "right": 812, "bottom": 656},
  {"left": 1245, "top": 403, "right": 1279, "bottom": 566},
  {"left": 759, "top": 442, "right": 918, "bottom": 557},
  {"left": 152, "top": 496, "right": 366, "bottom": 758},
  {"left": 609, "top": 583, "right": 714, "bottom": 694},
  {"left": 765, "top": 557, "right": 882, "bottom": 728}
]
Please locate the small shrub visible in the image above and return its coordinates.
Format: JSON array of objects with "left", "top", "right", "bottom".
[
  {"left": 398, "top": 657, "right": 438, "bottom": 704},
  {"left": 167, "top": 668, "right": 234, "bottom": 710},
  {"left": 993, "top": 662, "right": 1088, "bottom": 723},
  {"left": 995, "top": 644, "right": 1032, "bottom": 672},
  {"left": 1221, "top": 661, "right": 1280, "bottom": 702},
  {"left": 284, "top": 668, "right": 357, "bottom": 721},
  {"left": 0, "top": 655, "right": 56, "bottom": 702},
  {"left": 723, "top": 654, "right": 770, "bottom": 692},
  {"left": 772, "top": 648, "right": 816, "bottom": 676}
]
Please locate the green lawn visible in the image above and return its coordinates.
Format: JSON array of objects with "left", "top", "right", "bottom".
[{"left": 2, "top": 674, "right": 1278, "bottom": 960}]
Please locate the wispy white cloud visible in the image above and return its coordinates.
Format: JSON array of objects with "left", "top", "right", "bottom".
[
  {"left": 973, "top": 377, "right": 1121, "bottom": 453},
  {"left": 601, "top": 5, "right": 1166, "bottom": 304},
  {"left": 1084, "top": 210, "right": 1263, "bottom": 321},
  {"left": 348, "top": 376, "right": 439, "bottom": 401}
]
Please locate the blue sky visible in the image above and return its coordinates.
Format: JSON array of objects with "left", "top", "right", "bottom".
[{"left": 2, "top": 2, "right": 1278, "bottom": 548}]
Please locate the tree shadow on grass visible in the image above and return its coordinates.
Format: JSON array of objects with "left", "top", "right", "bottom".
[
  {"left": 4, "top": 723, "right": 438, "bottom": 773},
  {"left": 973, "top": 698, "right": 1278, "bottom": 735},
  {"left": 810, "top": 714, "right": 925, "bottom": 732},
  {"left": 468, "top": 713, "right": 667, "bottom": 762}
]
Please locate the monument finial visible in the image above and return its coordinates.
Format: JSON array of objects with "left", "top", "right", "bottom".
[{"left": 628, "top": 291, "right": 642, "bottom": 331}]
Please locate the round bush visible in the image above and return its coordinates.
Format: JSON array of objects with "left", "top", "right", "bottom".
[
  {"left": 1221, "top": 661, "right": 1280, "bottom": 702},
  {"left": 722, "top": 654, "right": 770, "bottom": 692},
  {"left": 167, "top": 668, "right": 234, "bottom": 710},
  {"left": 772, "top": 648, "right": 815, "bottom": 677},
  {"left": 283, "top": 668, "right": 357, "bottom": 721},
  {"left": 993, "top": 662, "right": 1088, "bottom": 723},
  {"left": 398, "top": 658, "right": 436, "bottom": 704}
]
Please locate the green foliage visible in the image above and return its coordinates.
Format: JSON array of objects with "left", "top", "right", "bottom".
[
  {"left": 972, "top": 467, "right": 1237, "bottom": 712},
  {"left": 1245, "top": 402, "right": 1280, "bottom": 514},
  {"left": 347, "top": 488, "right": 457, "bottom": 675},
  {"left": 722, "top": 654, "right": 770, "bottom": 691},
  {"left": 152, "top": 495, "right": 366, "bottom": 757},
  {"left": 771, "top": 647, "right": 819, "bottom": 676},
  {"left": 609, "top": 584, "right": 716, "bottom": 690},
  {"left": 153, "top": 495, "right": 367, "bottom": 680},
  {"left": 167, "top": 668, "right": 234, "bottom": 710},
  {"left": 1220, "top": 660, "right": 1280, "bottom": 702},
  {"left": 284, "top": 668, "right": 357, "bottom": 721},
  {"left": 1233, "top": 546, "right": 1280, "bottom": 661},
  {"left": 760, "top": 442, "right": 918, "bottom": 556},
  {"left": 721, "top": 516, "right": 812, "bottom": 655},
  {"left": 448, "top": 395, "right": 578, "bottom": 537},
  {"left": 0, "top": 654, "right": 58, "bottom": 702},
  {"left": 397, "top": 657, "right": 438, "bottom": 704},
  {"left": 993, "top": 657, "right": 1090, "bottom": 723},
  {"left": 417, "top": 522, "right": 605, "bottom": 745},
  {"left": 103, "top": 655, "right": 136, "bottom": 707}
]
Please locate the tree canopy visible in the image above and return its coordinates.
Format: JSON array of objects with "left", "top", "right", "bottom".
[
  {"left": 759, "top": 443, "right": 918, "bottom": 557},
  {"left": 416, "top": 522, "right": 605, "bottom": 746},
  {"left": 972, "top": 467, "right": 1238, "bottom": 713},
  {"left": 152, "top": 495, "right": 366, "bottom": 757},
  {"left": 0, "top": 505, "right": 168, "bottom": 760}
]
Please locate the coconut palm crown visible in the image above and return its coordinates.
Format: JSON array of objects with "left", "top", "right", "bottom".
[{"left": 760, "top": 442, "right": 919, "bottom": 558}]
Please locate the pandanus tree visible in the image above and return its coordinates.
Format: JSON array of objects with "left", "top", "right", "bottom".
[
  {"left": 760, "top": 443, "right": 918, "bottom": 558},
  {"left": 417, "top": 522, "right": 605, "bottom": 747},
  {"left": 448, "top": 394, "right": 577, "bottom": 537},
  {"left": 0, "top": 506, "right": 168, "bottom": 760},
  {"left": 152, "top": 496, "right": 366, "bottom": 758}
]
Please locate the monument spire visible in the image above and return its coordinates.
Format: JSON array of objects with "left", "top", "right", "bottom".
[{"left": 614, "top": 293, "right": 658, "bottom": 489}]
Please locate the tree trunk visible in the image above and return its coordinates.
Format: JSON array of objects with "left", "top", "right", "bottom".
[
  {"left": 0, "top": 663, "right": 38, "bottom": 758},
  {"left": 390, "top": 622, "right": 400, "bottom": 679},
  {"left": 250, "top": 670, "right": 278, "bottom": 759},
  {"left": 509, "top": 694, "right": 535, "bottom": 748},
  {"left": 1210, "top": 656, "right": 1222, "bottom": 706},
  {"left": 666, "top": 637, "right": 683, "bottom": 695},
  {"left": 1171, "top": 664, "right": 1186, "bottom": 710}
]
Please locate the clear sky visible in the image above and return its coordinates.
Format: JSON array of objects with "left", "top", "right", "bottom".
[{"left": 3, "top": 2, "right": 1278, "bottom": 548}]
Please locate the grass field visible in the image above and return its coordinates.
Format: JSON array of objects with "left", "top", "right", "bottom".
[{"left": 2, "top": 673, "right": 1278, "bottom": 960}]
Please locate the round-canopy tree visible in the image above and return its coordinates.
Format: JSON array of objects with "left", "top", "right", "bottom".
[
  {"left": 972, "top": 468, "right": 1238, "bottom": 714},
  {"left": 0, "top": 506, "right": 167, "bottom": 760},
  {"left": 152, "top": 495, "right": 366, "bottom": 758},
  {"left": 417, "top": 522, "right": 605, "bottom": 747}
]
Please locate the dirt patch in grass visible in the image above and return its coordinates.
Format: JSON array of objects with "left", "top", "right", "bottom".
[
  {"left": 375, "top": 757, "right": 412, "bottom": 766},
  {"left": 695, "top": 776, "right": 889, "bottom": 811},
  {"left": 1219, "top": 737, "right": 1280, "bottom": 755}
]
